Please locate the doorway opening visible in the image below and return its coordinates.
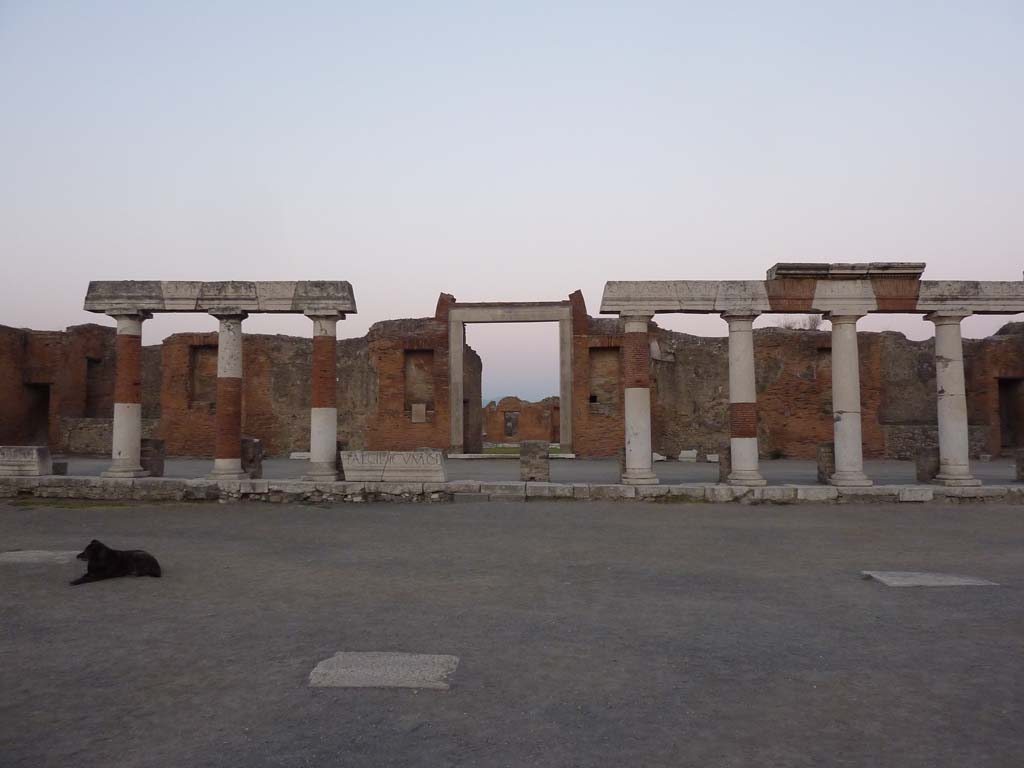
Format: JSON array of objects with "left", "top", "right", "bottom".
[{"left": 998, "top": 378, "right": 1024, "bottom": 452}]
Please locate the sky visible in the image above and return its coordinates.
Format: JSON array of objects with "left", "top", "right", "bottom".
[{"left": 1, "top": 1, "right": 1022, "bottom": 401}]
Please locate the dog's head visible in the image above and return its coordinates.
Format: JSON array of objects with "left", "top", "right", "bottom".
[{"left": 76, "top": 539, "right": 106, "bottom": 561}]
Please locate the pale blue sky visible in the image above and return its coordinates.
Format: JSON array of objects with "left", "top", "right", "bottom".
[{"left": 2, "top": 2, "right": 1021, "bottom": 400}]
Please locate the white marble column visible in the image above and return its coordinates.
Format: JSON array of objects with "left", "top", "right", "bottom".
[
  {"left": 102, "top": 311, "right": 151, "bottom": 478},
  {"left": 927, "top": 312, "right": 980, "bottom": 486},
  {"left": 209, "top": 310, "right": 249, "bottom": 480},
  {"left": 621, "top": 314, "right": 658, "bottom": 485},
  {"left": 304, "top": 312, "right": 341, "bottom": 480},
  {"left": 827, "top": 314, "right": 872, "bottom": 486},
  {"left": 722, "top": 313, "right": 766, "bottom": 486}
]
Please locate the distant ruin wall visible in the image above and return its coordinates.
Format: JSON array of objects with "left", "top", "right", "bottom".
[{"left": 483, "top": 396, "right": 559, "bottom": 445}]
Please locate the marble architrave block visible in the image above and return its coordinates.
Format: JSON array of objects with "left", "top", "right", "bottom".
[
  {"left": 0, "top": 446, "right": 53, "bottom": 477},
  {"left": 340, "top": 450, "right": 446, "bottom": 482}
]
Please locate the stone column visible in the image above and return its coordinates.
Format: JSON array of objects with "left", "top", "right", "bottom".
[
  {"left": 926, "top": 312, "right": 980, "bottom": 486},
  {"left": 621, "top": 314, "right": 657, "bottom": 485},
  {"left": 304, "top": 312, "right": 341, "bottom": 480},
  {"left": 722, "top": 313, "right": 766, "bottom": 486},
  {"left": 102, "top": 311, "right": 151, "bottom": 478},
  {"left": 209, "top": 310, "right": 249, "bottom": 479},
  {"left": 827, "top": 314, "right": 872, "bottom": 486}
]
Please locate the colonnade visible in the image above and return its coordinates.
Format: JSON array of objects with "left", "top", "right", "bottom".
[
  {"left": 618, "top": 311, "right": 980, "bottom": 487},
  {"left": 102, "top": 310, "right": 344, "bottom": 481}
]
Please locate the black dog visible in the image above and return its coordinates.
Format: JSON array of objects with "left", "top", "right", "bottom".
[{"left": 70, "top": 539, "right": 161, "bottom": 585}]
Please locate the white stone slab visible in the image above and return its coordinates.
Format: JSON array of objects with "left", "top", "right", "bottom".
[
  {"left": 309, "top": 652, "right": 459, "bottom": 689},
  {"left": 862, "top": 571, "right": 999, "bottom": 587},
  {"left": 340, "top": 450, "right": 446, "bottom": 482},
  {"left": 678, "top": 450, "right": 698, "bottom": 462},
  {"left": 0, "top": 550, "right": 79, "bottom": 564}
]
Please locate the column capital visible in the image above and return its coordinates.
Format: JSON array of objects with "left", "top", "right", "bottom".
[
  {"left": 720, "top": 311, "right": 759, "bottom": 321},
  {"left": 925, "top": 310, "right": 971, "bottom": 325},
  {"left": 303, "top": 309, "right": 345, "bottom": 320},
  {"left": 621, "top": 313, "right": 653, "bottom": 334},
  {"left": 620, "top": 311, "right": 654, "bottom": 323},
  {"left": 824, "top": 313, "right": 864, "bottom": 324},
  {"left": 106, "top": 310, "right": 152, "bottom": 321},
  {"left": 207, "top": 307, "right": 249, "bottom": 321}
]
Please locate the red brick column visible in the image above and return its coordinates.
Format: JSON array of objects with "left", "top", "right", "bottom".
[
  {"left": 304, "top": 312, "right": 341, "bottom": 480},
  {"left": 621, "top": 313, "right": 657, "bottom": 485},
  {"left": 102, "top": 311, "right": 151, "bottom": 478},
  {"left": 209, "top": 310, "right": 248, "bottom": 479}
]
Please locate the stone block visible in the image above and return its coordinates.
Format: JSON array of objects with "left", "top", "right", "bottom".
[
  {"left": 662, "top": 484, "right": 706, "bottom": 501},
  {"left": 131, "top": 477, "right": 186, "bottom": 501},
  {"left": 589, "top": 484, "right": 636, "bottom": 500},
  {"left": 796, "top": 486, "right": 839, "bottom": 502},
  {"left": 718, "top": 445, "right": 731, "bottom": 484},
  {"left": 0, "top": 446, "right": 52, "bottom": 477},
  {"left": 636, "top": 484, "right": 670, "bottom": 498},
  {"left": 705, "top": 453, "right": 720, "bottom": 464},
  {"left": 410, "top": 403, "right": 427, "bottom": 423},
  {"left": 1016, "top": 449, "right": 1024, "bottom": 482},
  {"left": 479, "top": 482, "right": 526, "bottom": 498},
  {"left": 678, "top": 450, "right": 698, "bottom": 463},
  {"left": 915, "top": 447, "right": 940, "bottom": 483},
  {"left": 519, "top": 440, "right": 551, "bottom": 482},
  {"left": 376, "top": 482, "right": 425, "bottom": 496},
  {"left": 340, "top": 450, "right": 446, "bottom": 482},
  {"left": 526, "top": 482, "right": 573, "bottom": 498},
  {"left": 140, "top": 438, "right": 166, "bottom": 478},
  {"left": 898, "top": 487, "right": 934, "bottom": 502},
  {"left": 444, "top": 480, "right": 481, "bottom": 493},
  {"left": 242, "top": 437, "right": 264, "bottom": 479},
  {"left": 184, "top": 478, "right": 218, "bottom": 500},
  {"left": 51, "top": 461, "right": 68, "bottom": 476},
  {"left": 706, "top": 485, "right": 746, "bottom": 503},
  {"left": 572, "top": 483, "right": 591, "bottom": 499},
  {"left": 816, "top": 443, "right": 835, "bottom": 484},
  {"left": 934, "top": 485, "right": 1006, "bottom": 500},
  {"left": 755, "top": 486, "right": 797, "bottom": 503}
]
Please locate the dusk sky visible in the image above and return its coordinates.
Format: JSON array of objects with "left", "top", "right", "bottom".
[{"left": 2, "top": 2, "right": 1021, "bottom": 401}]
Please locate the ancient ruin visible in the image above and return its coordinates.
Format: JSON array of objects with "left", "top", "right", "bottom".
[{"left": 3, "top": 265, "right": 1024, "bottom": 500}]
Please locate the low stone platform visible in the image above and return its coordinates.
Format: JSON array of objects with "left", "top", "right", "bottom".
[{"left": 2, "top": 475, "right": 1022, "bottom": 505}]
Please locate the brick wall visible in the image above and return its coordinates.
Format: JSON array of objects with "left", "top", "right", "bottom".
[{"left": 483, "top": 396, "right": 559, "bottom": 444}]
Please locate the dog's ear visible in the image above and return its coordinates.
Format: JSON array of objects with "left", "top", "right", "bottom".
[{"left": 90, "top": 539, "right": 101, "bottom": 546}]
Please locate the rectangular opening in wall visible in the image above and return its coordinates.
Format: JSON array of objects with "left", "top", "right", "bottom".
[
  {"left": 503, "top": 410, "right": 519, "bottom": 437},
  {"left": 83, "top": 357, "right": 107, "bottom": 418},
  {"left": 998, "top": 378, "right": 1024, "bottom": 449},
  {"left": 189, "top": 345, "right": 218, "bottom": 409},
  {"left": 588, "top": 347, "right": 620, "bottom": 410},
  {"left": 404, "top": 350, "right": 434, "bottom": 412}
]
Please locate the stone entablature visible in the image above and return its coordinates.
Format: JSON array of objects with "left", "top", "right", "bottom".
[
  {"left": 601, "top": 269, "right": 1024, "bottom": 316},
  {"left": 84, "top": 281, "right": 356, "bottom": 315}
]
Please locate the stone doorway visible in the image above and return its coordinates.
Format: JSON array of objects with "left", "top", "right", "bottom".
[{"left": 447, "top": 301, "right": 573, "bottom": 454}]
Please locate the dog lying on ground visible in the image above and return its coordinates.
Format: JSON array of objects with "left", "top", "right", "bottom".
[{"left": 70, "top": 539, "right": 161, "bottom": 585}]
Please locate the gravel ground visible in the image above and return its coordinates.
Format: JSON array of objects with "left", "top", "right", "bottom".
[{"left": 1, "top": 499, "right": 1022, "bottom": 767}]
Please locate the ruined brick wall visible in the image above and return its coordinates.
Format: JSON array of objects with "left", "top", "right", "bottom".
[
  {"left": 158, "top": 332, "right": 378, "bottom": 457},
  {"left": 364, "top": 308, "right": 482, "bottom": 453},
  {"left": 483, "top": 396, "right": 559, "bottom": 444},
  {"left": 651, "top": 324, "right": 1024, "bottom": 460},
  {"left": 570, "top": 290, "right": 626, "bottom": 457},
  {"left": 0, "top": 323, "right": 116, "bottom": 448}
]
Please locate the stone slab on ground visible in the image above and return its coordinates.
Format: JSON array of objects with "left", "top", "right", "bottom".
[
  {"left": 861, "top": 571, "right": 1000, "bottom": 587},
  {"left": 0, "top": 549, "right": 80, "bottom": 564},
  {"left": 308, "top": 651, "right": 459, "bottom": 690}
]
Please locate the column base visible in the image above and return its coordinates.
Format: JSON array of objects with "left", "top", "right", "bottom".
[
  {"left": 829, "top": 471, "right": 873, "bottom": 487},
  {"left": 622, "top": 470, "right": 658, "bottom": 485},
  {"left": 101, "top": 466, "right": 149, "bottom": 479},
  {"left": 302, "top": 462, "right": 338, "bottom": 482},
  {"left": 933, "top": 474, "right": 981, "bottom": 487},
  {"left": 209, "top": 459, "right": 249, "bottom": 481},
  {"left": 728, "top": 471, "right": 767, "bottom": 487}
]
